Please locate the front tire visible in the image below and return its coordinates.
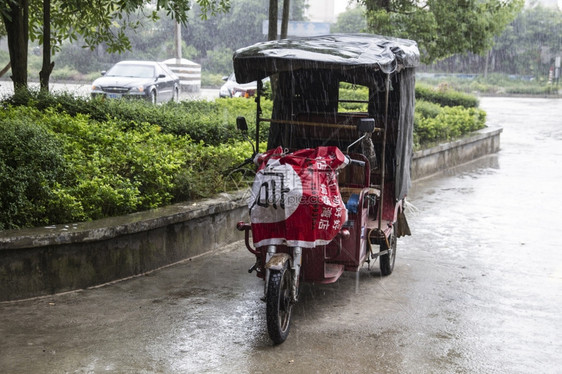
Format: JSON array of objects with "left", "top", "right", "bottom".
[
  {"left": 266, "top": 261, "right": 292, "bottom": 344},
  {"left": 149, "top": 89, "right": 157, "bottom": 104}
]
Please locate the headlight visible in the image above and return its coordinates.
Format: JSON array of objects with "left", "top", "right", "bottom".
[{"left": 129, "top": 86, "right": 144, "bottom": 93}]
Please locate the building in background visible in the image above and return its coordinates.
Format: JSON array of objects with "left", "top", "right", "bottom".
[{"left": 306, "top": 0, "right": 336, "bottom": 22}]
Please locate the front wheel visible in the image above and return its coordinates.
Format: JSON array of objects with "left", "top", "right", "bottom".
[
  {"left": 149, "top": 89, "right": 157, "bottom": 104},
  {"left": 266, "top": 262, "right": 292, "bottom": 344},
  {"left": 379, "top": 228, "right": 397, "bottom": 276}
]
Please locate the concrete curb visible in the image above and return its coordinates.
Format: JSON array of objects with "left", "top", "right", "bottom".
[
  {"left": 0, "top": 127, "right": 502, "bottom": 301},
  {"left": 0, "top": 192, "right": 248, "bottom": 301},
  {"left": 0, "top": 191, "right": 248, "bottom": 250},
  {"left": 411, "top": 125, "right": 502, "bottom": 180}
]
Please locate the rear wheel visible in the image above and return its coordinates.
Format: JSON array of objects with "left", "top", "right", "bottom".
[
  {"left": 379, "top": 228, "right": 397, "bottom": 276},
  {"left": 266, "top": 261, "right": 292, "bottom": 344}
]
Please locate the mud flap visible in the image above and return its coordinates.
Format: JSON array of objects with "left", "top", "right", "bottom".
[
  {"left": 396, "top": 210, "right": 411, "bottom": 237},
  {"left": 265, "top": 253, "right": 292, "bottom": 271}
]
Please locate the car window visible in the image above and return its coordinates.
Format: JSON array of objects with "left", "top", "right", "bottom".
[{"left": 106, "top": 64, "right": 155, "bottom": 78}]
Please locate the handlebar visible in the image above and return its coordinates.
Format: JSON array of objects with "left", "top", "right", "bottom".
[{"left": 346, "top": 156, "right": 365, "bottom": 167}]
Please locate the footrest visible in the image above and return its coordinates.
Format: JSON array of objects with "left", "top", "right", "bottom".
[{"left": 321, "top": 263, "right": 344, "bottom": 284}]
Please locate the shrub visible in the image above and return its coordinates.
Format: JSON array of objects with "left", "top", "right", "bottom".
[
  {"left": 337, "top": 82, "right": 480, "bottom": 109},
  {"left": 202, "top": 72, "right": 227, "bottom": 87},
  {"left": 414, "top": 99, "right": 442, "bottom": 119},
  {"left": 41, "top": 107, "right": 194, "bottom": 218},
  {"left": 416, "top": 83, "right": 479, "bottom": 108},
  {"left": 49, "top": 65, "right": 85, "bottom": 81},
  {"left": 0, "top": 87, "right": 485, "bottom": 229},
  {"left": 5, "top": 90, "right": 273, "bottom": 146},
  {"left": 505, "top": 85, "right": 556, "bottom": 95},
  {"left": 339, "top": 83, "right": 369, "bottom": 112},
  {"left": 174, "top": 140, "right": 256, "bottom": 201},
  {"left": 0, "top": 107, "right": 70, "bottom": 229},
  {"left": 204, "top": 47, "right": 235, "bottom": 75},
  {"left": 0, "top": 101, "right": 261, "bottom": 228},
  {"left": 414, "top": 105, "right": 486, "bottom": 148}
]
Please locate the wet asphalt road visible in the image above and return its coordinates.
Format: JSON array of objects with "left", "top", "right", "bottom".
[{"left": 1, "top": 97, "right": 561, "bottom": 374}]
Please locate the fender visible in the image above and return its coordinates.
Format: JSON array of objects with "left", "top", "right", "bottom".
[{"left": 265, "top": 253, "right": 292, "bottom": 271}]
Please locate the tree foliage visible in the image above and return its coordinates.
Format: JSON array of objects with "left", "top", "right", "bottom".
[
  {"left": 0, "top": 0, "right": 231, "bottom": 89},
  {"left": 184, "top": 0, "right": 305, "bottom": 57},
  {"left": 185, "top": 0, "right": 269, "bottom": 57},
  {"left": 331, "top": 6, "right": 367, "bottom": 33},
  {"left": 26, "top": 0, "right": 229, "bottom": 55},
  {"left": 359, "top": 0, "right": 524, "bottom": 63},
  {"left": 51, "top": 0, "right": 306, "bottom": 76},
  {"left": 491, "top": 5, "right": 562, "bottom": 75},
  {"left": 423, "top": 5, "right": 562, "bottom": 78}
]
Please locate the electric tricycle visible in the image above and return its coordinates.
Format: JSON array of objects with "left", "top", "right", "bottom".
[{"left": 233, "top": 34, "right": 419, "bottom": 344}]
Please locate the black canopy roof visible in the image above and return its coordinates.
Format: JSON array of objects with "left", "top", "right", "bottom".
[{"left": 233, "top": 33, "right": 420, "bottom": 83}]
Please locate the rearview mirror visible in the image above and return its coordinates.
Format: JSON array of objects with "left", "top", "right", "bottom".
[
  {"left": 357, "top": 118, "right": 375, "bottom": 133},
  {"left": 236, "top": 116, "right": 248, "bottom": 132},
  {"left": 347, "top": 118, "right": 376, "bottom": 153}
]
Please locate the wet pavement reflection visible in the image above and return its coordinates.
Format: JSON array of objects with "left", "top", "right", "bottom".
[{"left": 0, "top": 97, "right": 561, "bottom": 374}]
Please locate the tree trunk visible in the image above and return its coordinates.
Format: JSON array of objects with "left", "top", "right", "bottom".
[
  {"left": 39, "top": 0, "right": 54, "bottom": 92},
  {"left": 268, "top": 0, "right": 278, "bottom": 41},
  {"left": 280, "top": 0, "right": 290, "bottom": 39},
  {"left": 2, "top": 0, "right": 29, "bottom": 90},
  {"left": 484, "top": 50, "right": 490, "bottom": 79},
  {"left": 175, "top": 21, "right": 182, "bottom": 61}
]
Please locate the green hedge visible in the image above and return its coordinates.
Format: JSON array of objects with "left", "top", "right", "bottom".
[
  {"left": 1, "top": 85, "right": 485, "bottom": 229},
  {"left": 339, "top": 83, "right": 369, "bottom": 112},
  {"left": 417, "top": 73, "right": 560, "bottom": 96},
  {"left": 504, "top": 85, "right": 557, "bottom": 95},
  {"left": 5, "top": 90, "right": 272, "bottom": 146},
  {"left": 339, "top": 82, "right": 480, "bottom": 109},
  {"left": 0, "top": 104, "right": 254, "bottom": 230},
  {"left": 414, "top": 100, "right": 486, "bottom": 147},
  {"left": 0, "top": 111, "right": 69, "bottom": 229},
  {"left": 337, "top": 83, "right": 485, "bottom": 148},
  {"left": 415, "top": 83, "right": 479, "bottom": 108}
]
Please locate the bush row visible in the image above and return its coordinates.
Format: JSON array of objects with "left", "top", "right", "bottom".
[
  {"left": 0, "top": 105, "right": 254, "bottom": 230},
  {"left": 339, "top": 82, "right": 480, "bottom": 110},
  {"left": 1, "top": 85, "right": 485, "bottom": 229},
  {"left": 414, "top": 100, "right": 486, "bottom": 147},
  {"left": 415, "top": 83, "right": 479, "bottom": 108},
  {"left": 417, "top": 73, "right": 560, "bottom": 96},
  {"left": 5, "top": 89, "right": 272, "bottom": 146},
  {"left": 338, "top": 83, "right": 486, "bottom": 148}
]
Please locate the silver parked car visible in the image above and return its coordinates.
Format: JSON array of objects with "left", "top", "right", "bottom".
[
  {"left": 91, "top": 61, "right": 180, "bottom": 103},
  {"left": 219, "top": 73, "right": 265, "bottom": 98}
]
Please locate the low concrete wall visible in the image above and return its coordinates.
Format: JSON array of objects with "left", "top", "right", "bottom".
[
  {"left": 411, "top": 126, "right": 502, "bottom": 180},
  {"left": 0, "top": 126, "right": 502, "bottom": 302},
  {"left": 0, "top": 192, "right": 248, "bottom": 301}
]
